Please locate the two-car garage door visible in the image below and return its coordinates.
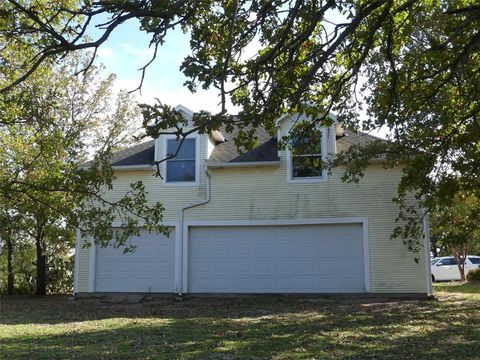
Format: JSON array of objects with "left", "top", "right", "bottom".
[
  {"left": 189, "top": 224, "right": 364, "bottom": 293},
  {"left": 94, "top": 223, "right": 364, "bottom": 293}
]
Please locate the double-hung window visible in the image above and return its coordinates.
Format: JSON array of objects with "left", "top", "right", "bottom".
[
  {"left": 289, "top": 128, "right": 326, "bottom": 181},
  {"left": 165, "top": 138, "right": 196, "bottom": 183}
]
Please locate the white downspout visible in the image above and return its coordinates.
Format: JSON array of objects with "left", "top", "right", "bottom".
[
  {"left": 177, "top": 168, "right": 211, "bottom": 295},
  {"left": 423, "top": 208, "right": 433, "bottom": 297}
]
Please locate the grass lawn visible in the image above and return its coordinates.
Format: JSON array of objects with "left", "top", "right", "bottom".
[{"left": 1, "top": 283, "right": 479, "bottom": 359}]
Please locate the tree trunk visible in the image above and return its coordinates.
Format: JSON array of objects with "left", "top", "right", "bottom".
[
  {"left": 6, "top": 237, "right": 14, "bottom": 295},
  {"left": 431, "top": 242, "right": 439, "bottom": 258},
  {"left": 35, "top": 234, "right": 46, "bottom": 296},
  {"left": 458, "top": 262, "right": 466, "bottom": 281},
  {"left": 453, "top": 246, "right": 468, "bottom": 282}
]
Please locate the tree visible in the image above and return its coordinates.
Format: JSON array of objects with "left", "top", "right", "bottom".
[
  {"left": 1, "top": 1, "right": 479, "bottom": 254},
  {"left": 0, "top": 51, "right": 166, "bottom": 295},
  {"left": 430, "top": 192, "right": 480, "bottom": 281},
  {"left": 0, "top": 225, "right": 37, "bottom": 294},
  {"left": 0, "top": 207, "right": 19, "bottom": 294}
]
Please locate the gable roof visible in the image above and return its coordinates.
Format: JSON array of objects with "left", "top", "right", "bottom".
[
  {"left": 109, "top": 140, "right": 155, "bottom": 166},
  {"left": 94, "top": 127, "right": 385, "bottom": 168},
  {"left": 336, "top": 129, "right": 388, "bottom": 153},
  {"left": 208, "top": 126, "right": 278, "bottom": 163}
]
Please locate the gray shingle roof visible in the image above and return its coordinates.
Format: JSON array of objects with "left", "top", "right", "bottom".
[
  {"left": 97, "top": 127, "right": 384, "bottom": 167},
  {"left": 336, "top": 129, "right": 387, "bottom": 153},
  {"left": 109, "top": 140, "right": 155, "bottom": 166},
  {"left": 209, "top": 127, "right": 278, "bottom": 163}
]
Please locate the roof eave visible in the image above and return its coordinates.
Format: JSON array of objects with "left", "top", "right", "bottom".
[
  {"left": 211, "top": 130, "right": 226, "bottom": 143},
  {"left": 111, "top": 164, "right": 156, "bottom": 171},
  {"left": 206, "top": 160, "right": 280, "bottom": 169}
]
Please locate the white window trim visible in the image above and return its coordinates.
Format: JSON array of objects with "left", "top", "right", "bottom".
[
  {"left": 286, "top": 126, "right": 328, "bottom": 183},
  {"left": 162, "top": 133, "right": 200, "bottom": 187},
  {"left": 331, "top": 124, "right": 337, "bottom": 156}
]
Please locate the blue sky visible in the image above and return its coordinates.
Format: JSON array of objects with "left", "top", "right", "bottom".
[
  {"left": 88, "top": 14, "right": 388, "bottom": 138},
  {"left": 90, "top": 17, "right": 225, "bottom": 112}
]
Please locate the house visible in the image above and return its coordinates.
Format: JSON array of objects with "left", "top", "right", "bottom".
[{"left": 73, "top": 105, "right": 432, "bottom": 296}]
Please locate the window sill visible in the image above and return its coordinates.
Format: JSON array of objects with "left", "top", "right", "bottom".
[
  {"left": 163, "top": 180, "right": 199, "bottom": 187},
  {"left": 287, "top": 176, "right": 328, "bottom": 184}
]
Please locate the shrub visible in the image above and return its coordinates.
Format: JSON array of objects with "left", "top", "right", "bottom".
[{"left": 466, "top": 268, "right": 480, "bottom": 283}]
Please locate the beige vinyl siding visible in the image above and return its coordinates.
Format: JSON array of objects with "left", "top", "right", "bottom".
[
  {"left": 77, "top": 237, "right": 91, "bottom": 293},
  {"left": 77, "top": 123, "right": 427, "bottom": 294}
]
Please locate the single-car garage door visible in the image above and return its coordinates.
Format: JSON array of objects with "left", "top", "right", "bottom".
[
  {"left": 189, "top": 224, "right": 364, "bottom": 293},
  {"left": 95, "top": 229, "right": 175, "bottom": 292}
]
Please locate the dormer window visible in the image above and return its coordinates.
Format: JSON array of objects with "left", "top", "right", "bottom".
[
  {"left": 287, "top": 127, "right": 327, "bottom": 183},
  {"left": 165, "top": 137, "right": 198, "bottom": 183}
]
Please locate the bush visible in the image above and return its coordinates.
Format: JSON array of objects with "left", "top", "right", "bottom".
[{"left": 466, "top": 268, "right": 480, "bottom": 283}]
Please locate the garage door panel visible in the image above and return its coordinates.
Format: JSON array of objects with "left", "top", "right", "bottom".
[
  {"left": 295, "top": 261, "right": 316, "bottom": 273},
  {"left": 190, "top": 261, "right": 211, "bottom": 273},
  {"left": 317, "top": 240, "right": 337, "bottom": 255},
  {"left": 274, "top": 261, "right": 294, "bottom": 273},
  {"left": 254, "top": 261, "right": 274, "bottom": 273},
  {"left": 340, "top": 239, "right": 364, "bottom": 256},
  {"left": 189, "top": 224, "right": 364, "bottom": 293},
  {"left": 340, "top": 278, "right": 362, "bottom": 292},
  {"left": 233, "top": 244, "right": 253, "bottom": 256},
  {"left": 215, "top": 244, "right": 230, "bottom": 256},
  {"left": 255, "top": 244, "right": 275, "bottom": 257},
  {"left": 215, "top": 262, "right": 231, "bottom": 273},
  {"left": 339, "top": 260, "right": 363, "bottom": 273},
  {"left": 95, "top": 229, "right": 175, "bottom": 293},
  {"left": 231, "top": 261, "right": 251, "bottom": 273},
  {"left": 295, "top": 243, "right": 317, "bottom": 258}
]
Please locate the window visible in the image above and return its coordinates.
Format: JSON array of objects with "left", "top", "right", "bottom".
[
  {"left": 165, "top": 138, "right": 196, "bottom": 183},
  {"left": 468, "top": 257, "right": 480, "bottom": 265},
  {"left": 431, "top": 258, "right": 440, "bottom": 265},
  {"left": 437, "top": 257, "right": 457, "bottom": 266},
  {"left": 289, "top": 128, "right": 326, "bottom": 180}
]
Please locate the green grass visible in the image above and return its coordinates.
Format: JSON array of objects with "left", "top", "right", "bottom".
[
  {"left": 1, "top": 285, "right": 479, "bottom": 359},
  {"left": 433, "top": 281, "right": 480, "bottom": 294}
]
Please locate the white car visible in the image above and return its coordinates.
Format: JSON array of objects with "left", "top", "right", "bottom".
[{"left": 431, "top": 256, "right": 480, "bottom": 281}]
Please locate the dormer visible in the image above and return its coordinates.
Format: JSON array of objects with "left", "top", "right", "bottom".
[
  {"left": 274, "top": 113, "right": 337, "bottom": 183},
  {"left": 102, "top": 106, "right": 378, "bottom": 179},
  {"left": 152, "top": 105, "right": 228, "bottom": 185}
]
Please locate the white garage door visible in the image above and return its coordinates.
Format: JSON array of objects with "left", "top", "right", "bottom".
[
  {"left": 95, "top": 229, "right": 175, "bottom": 292},
  {"left": 189, "top": 224, "right": 364, "bottom": 293}
]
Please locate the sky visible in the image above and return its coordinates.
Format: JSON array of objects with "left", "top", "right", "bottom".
[
  {"left": 88, "top": 13, "right": 388, "bottom": 139},
  {"left": 90, "top": 17, "right": 226, "bottom": 113}
]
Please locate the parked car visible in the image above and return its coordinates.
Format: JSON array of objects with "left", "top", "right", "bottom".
[{"left": 431, "top": 256, "right": 480, "bottom": 281}]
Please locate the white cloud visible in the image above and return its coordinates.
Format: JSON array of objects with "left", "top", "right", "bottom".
[
  {"left": 113, "top": 77, "right": 240, "bottom": 114},
  {"left": 97, "top": 47, "right": 115, "bottom": 60},
  {"left": 119, "top": 43, "right": 155, "bottom": 60}
]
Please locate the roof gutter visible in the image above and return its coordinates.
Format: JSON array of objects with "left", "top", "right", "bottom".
[
  {"left": 111, "top": 164, "right": 156, "bottom": 171},
  {"left": 206, "top": 160, "right": 280, "bottom": 169},
  {"left": 79, "top": 164, "right": 156, "bottom": 171},
  {"left": 177, "top": 167, "right": 211, "bottom": 296}
]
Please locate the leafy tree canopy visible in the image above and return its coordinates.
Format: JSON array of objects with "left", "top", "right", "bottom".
[
  {"left": 0, "top": 49, "right": 167, "bottom": 248},
  {"left": 1, "top": 0, "right": 480, "bottom": 250},
  {"left": 430, "top": 191, "right": 480, "bottom": 279}
]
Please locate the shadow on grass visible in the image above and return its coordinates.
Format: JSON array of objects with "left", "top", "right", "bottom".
[
  {"left": 1, "top": 295, "right": 480, "bottom": 359},
  {"left": 0, "top": 294, "right": 427, "bottom": 326}
]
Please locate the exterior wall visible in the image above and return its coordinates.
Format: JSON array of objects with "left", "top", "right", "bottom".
[
  {"left": 77, "top": 238, "right": 91, "bottom": 293},
  {"left": 77, "top": 119, "right": 427, "bottom": 294}
]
